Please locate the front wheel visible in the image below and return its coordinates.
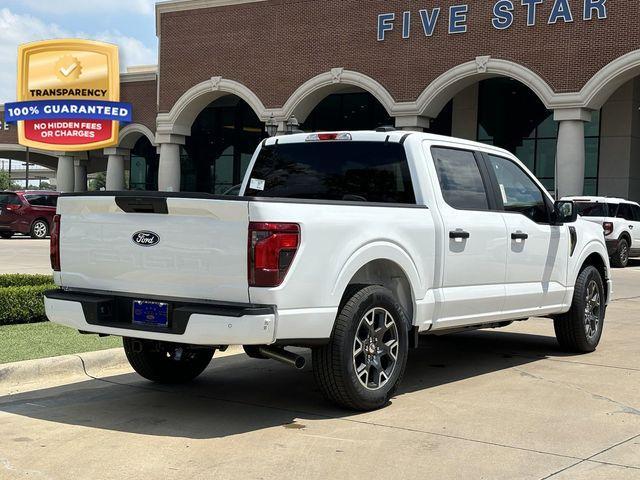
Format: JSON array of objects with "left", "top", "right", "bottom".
[
  {"left": 30, "top": 219, "right": 49, "bottom": 239},
  {"left": 554, "top": 265, "right": 605, "bottom": 353},
  {"left": 313, "top": 285, "right": 409, "bottom": 411},
  {"left": 123, "top": 338, "right": 214, "bottom": 383}
]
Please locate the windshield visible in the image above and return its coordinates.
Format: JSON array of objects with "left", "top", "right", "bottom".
[{"left": 245, "top": 141, "right": 416, "bottom": 204}]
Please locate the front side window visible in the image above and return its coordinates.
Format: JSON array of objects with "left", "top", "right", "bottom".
[
  {"left": 246, "top": 141, "right": 415, "bottom": 204},
  {"left": 487, "top": 155, "right": 549, "bottom": 223},
  {"left": 431, "top": 147, "right": 489, "bottom": 210},
  {"left": 617, "top": 203, "right": 634, "bottom": 221}
]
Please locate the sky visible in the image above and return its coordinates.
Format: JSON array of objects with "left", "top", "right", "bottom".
[{"left": 0, "top": 0, "right": 158, "bottom": 104}]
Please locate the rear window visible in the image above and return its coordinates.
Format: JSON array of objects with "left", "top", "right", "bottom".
[
  {"left": 245, "top": 141, "right": 416, "bottom": 204},
  {"left": 24, "top": 194, "right": 58, "bottom": 207},
  {"left": 0, "top": 193, "right": 21, "bottom": 206},
  {"left": 575, "top": 202, "right": 608, "bottom": 217}
]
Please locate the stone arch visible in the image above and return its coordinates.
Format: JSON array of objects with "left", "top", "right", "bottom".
[
  {"left": 581, "top": 49, "right": 640, "bottom": 110},
  {"left": 280, "top": 69, "right": 396, "bottom": 122},
  {"left": 156, "top": 77, "right": 268, "bottom": 135},
  {"left": 118, "top": 123, "right": 156, "bottom": 149},
  {"left": 415, "top": 57, "right": 556, "bottom": 119}
]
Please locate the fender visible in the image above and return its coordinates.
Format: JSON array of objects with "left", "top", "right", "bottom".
[
  {"left": 330, "top": 240, "right": 426, "bottom": 308},
  {"left": 570, "top": 240, "right": 610, "bottom": 286}
]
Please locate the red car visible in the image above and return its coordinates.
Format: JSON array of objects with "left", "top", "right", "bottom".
[{"left": 0, "top": 191, "right": 59, "bottom": 239}]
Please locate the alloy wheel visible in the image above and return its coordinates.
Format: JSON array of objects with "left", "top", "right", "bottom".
[
  {"left": 352, "top": 307, "right": 399, "bottom": 391},
  {"left": 33, "top": 221, "right": 47, "bottom": 238},
  {"left": 584, "top": 279, "right": 601, "bottom": 340}
]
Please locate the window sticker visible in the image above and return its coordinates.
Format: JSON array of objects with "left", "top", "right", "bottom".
[
  {"left": 499, "top": 184, "right": 508, "bottom": 204},
  {"left": 250, "top": 178, "right": 265, "bottom": 191}
]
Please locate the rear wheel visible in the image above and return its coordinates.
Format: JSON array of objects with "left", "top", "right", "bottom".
[
  {"left": 0, "top": 232, "right": 12, "bottom": 239},
  {"left": 554, "top": 265, "right": 605, "bottom": 353},
  {"left": 610, "top": 238, "right": 629, "bottom": 268},
  {"left": 30, "top": 219, "right": 49, "bottom": 239},
  {"left": 313, "top": 285, "right": 409, "bottom": 411},
  {"left": 123, "top": 338, "right": 214, "bottom": 383}
]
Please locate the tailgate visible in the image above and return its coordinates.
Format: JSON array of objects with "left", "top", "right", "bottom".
[{"left": 57, "top": 194, "right": 250, "bottom": 303}]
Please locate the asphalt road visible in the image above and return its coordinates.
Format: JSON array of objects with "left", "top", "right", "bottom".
[{"left": 0, "top": 245, "right": 639, "bottom": 479}]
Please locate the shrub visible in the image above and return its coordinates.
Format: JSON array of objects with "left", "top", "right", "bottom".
[
  {"left": 0, "top": 274, "right": 54, "bottom": 288},
  {"left": 0, "top": 284, "right": 56, "bottom": 325}
]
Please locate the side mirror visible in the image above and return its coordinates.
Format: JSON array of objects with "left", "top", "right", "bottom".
[{"left": 554, "top": 200, "right": 577, "bottom": 224}]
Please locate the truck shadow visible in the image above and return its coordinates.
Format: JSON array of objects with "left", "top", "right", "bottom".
[{"left": 0, "top": 328, "right": 582, "bottom": 440}]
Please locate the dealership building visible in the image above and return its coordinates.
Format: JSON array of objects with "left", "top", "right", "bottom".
[{"left": 1, "top": 0, "right": 640, "bottom": 200}]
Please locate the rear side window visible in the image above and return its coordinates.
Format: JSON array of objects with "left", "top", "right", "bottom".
[
  {"left": 246, "top": 141, "right": 415, "bottom": 204},
  {"left": 24, "top": 194, "right": 58, "bottom": 207},
  {"left": 432, "top": 147, "right": 489, "bottom": 210},
  {"left": 575, "top": 202, "right": 607, "bottom": 217},
  {"left": 633, "top": 205, "right": 640, "bottom": 221}
]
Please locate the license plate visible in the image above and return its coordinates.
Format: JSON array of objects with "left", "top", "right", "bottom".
[{"left": 132, "top": 301, "right": 169, "bottom": 328}]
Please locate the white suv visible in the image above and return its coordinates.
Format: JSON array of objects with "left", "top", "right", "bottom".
[{"left": 565, "top": 196, "right": 640, "bottom": 267}]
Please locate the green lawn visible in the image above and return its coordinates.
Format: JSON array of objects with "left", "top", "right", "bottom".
[{"left": 0, "top": 321, "right": 122, "bottom": 364}]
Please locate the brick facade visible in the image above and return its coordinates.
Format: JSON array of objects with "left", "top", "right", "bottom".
[
  {"left": 120, "top": 80, "right": 157, "bottom": 132},
  {"left": 158, "top": 0, "right": 640, "bottom": 113}
]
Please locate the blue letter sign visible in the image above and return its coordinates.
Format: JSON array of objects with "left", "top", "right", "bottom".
[
  {"left": 584, "top": 0, "right": 607, "bottom": 20},
  {"left": 521, "top": 0, "right": 544, "bottom": 26},
  {"left": 419, "top": 8, "right": 441, "bottom": 36},
  {"left": 377, "top": 13, "right": 395, "bottom": 41},
  {"left": 549, "top": 0, "right": 574, "bottom": 24},
  {"left": 449, "top": 4, "right": 469, "bottom": 34},
  {"left": 492, "top": 0, "right": 514, "bottom": 29}
]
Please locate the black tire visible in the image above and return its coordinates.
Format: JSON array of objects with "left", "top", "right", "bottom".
[
  {"left": 30, "top": 219, "right": 49, "bottom": 239},
  {"left": 123, "top": 338, "right": 214, "bottom": 383},
  {"left": 554, "top": 265, "right": 605, "bottom": 353},
  {"left": 610, "top": 237, "right": 629, "bottom": 268},
  {"left": 0, "top": 232, "right": 12, "bottom": 239},
  {"left": 312, "top": 285, "right": 409, "bottom": 411}
]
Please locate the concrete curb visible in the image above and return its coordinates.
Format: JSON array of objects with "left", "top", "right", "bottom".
[{"left": 0, "top": 348, "right": 129, "bottom": 389}]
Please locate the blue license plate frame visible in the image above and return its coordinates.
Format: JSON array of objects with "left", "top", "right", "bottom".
[{"left": 132, "top": 300, "right": 169, "bottom": 328}]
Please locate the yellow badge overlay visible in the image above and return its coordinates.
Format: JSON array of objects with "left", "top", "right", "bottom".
[{"left": 15, "top": 39, "right": 122, "bottom": 151}]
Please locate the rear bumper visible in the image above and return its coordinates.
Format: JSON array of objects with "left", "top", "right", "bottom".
[
  {"left": 44, "top": 289, "right": 336, "bottom": 346},
  {"left": 44, "top": 290, "right": 278, "bottom": 346},
  {"left": 606, "top": 239, "right": 619, "bottom": 256}
]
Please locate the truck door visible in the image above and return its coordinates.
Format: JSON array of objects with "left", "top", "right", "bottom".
[
  {"left": 427, "top": 146, "right": 508, "bottom": 328},
  {"left": 483, "top": 154, "right": 569, "bottom": 315}
]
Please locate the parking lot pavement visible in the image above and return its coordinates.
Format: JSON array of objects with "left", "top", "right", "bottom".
[
  {"left": 0, "top": 263, "right": 638, "bottom": 479},
  {"left": 0, "top": 236, "right": 52, "bottom": 275}
]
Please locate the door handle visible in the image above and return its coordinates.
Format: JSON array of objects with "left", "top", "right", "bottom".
[
  {"left": 511, "top": 232, "right": 529, "bottom": 240},
  {"left": 449, "top": 230, "right": 470, "bottom": 240}
]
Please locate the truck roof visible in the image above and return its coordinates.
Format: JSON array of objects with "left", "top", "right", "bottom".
[
  {"left": 264, "top": 130, "right": 515, "bottom": 158},
  {"left": 564, "top": 196, "right": 640, "bottom": 206}
]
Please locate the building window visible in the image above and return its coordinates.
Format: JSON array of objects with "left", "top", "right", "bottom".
[
  {"left": 181, "top": 96, "right": 266, "bottom": 194},
  {"left": 302, "top": 92, "right": 393, "bottom": 131},
  {"left": 129, "top": 136, "right": 159, "bottom": 191},
  {"left": 477, "top": 78, "right": 600, "bottom": 195}
]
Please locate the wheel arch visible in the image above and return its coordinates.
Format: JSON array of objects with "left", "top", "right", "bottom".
[
  {"left": 575, "top": 247, "right": 609, "bottom": 302},
  {"left": 619, "top": 231, "right": 632, "bottom": 246},
  {"left": 31, "top": 217, "right": 49, "bottom": 230},
  {"left": 331, "top": 242, "right": 425, "bottom": 327}
]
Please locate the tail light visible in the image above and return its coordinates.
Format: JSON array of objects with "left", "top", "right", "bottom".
[
  {"left": 248, "top": 222, "right": 300, "bottom": 287},
  {"left": 305, "top": 133, "right": 352, "bottom": 142},
  {"left": 603, "top": 222, "right": 614, "bottom": 236},
  {"left": 50, "top": 214, "right": 61, "bottom": 271},
  {"left": 5, "top": 204, "right": 20, "bottom": 212}
]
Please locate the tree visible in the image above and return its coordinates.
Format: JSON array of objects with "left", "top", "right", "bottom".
[
  {"left": 89, "top": 171, "right": 107, "bottom": 191},
  {"left": 0, "top": 171, "right": 11, "bottom": 190}
]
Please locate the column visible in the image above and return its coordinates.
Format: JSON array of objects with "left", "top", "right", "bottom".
[
  {"left": 56, "top": 154, "right": 75, "bottom": 192},
  {"left": 74, "top": 158, "right": 88, "bottom": 192},
  {"left": 451, "top": 84, "right": 479, "bottom": 140},
  {"left": 156, "top": 134, "right": 185, "bottom": 192},
  {"left": 104, "top": 147, "right": 128, "bottom": 191},
  {"left": 394, "top": 115, "right": 431, "bottom": 132},
  {"left": 554, "top": 108, "right": 591, "bottom": 198}
]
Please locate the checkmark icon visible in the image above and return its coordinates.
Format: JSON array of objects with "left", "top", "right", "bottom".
[{"left": 59, "top": 63, "right": 78, "bottom": 77}]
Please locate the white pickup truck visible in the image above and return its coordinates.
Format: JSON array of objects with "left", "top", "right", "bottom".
[{"left": 45, "top": 131, "right": 612, "bottom": 411}]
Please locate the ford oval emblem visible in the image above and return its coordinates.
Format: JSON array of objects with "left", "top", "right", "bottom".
[{"left": 132, "top": 231, "right": 160, "bottom": 247}]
